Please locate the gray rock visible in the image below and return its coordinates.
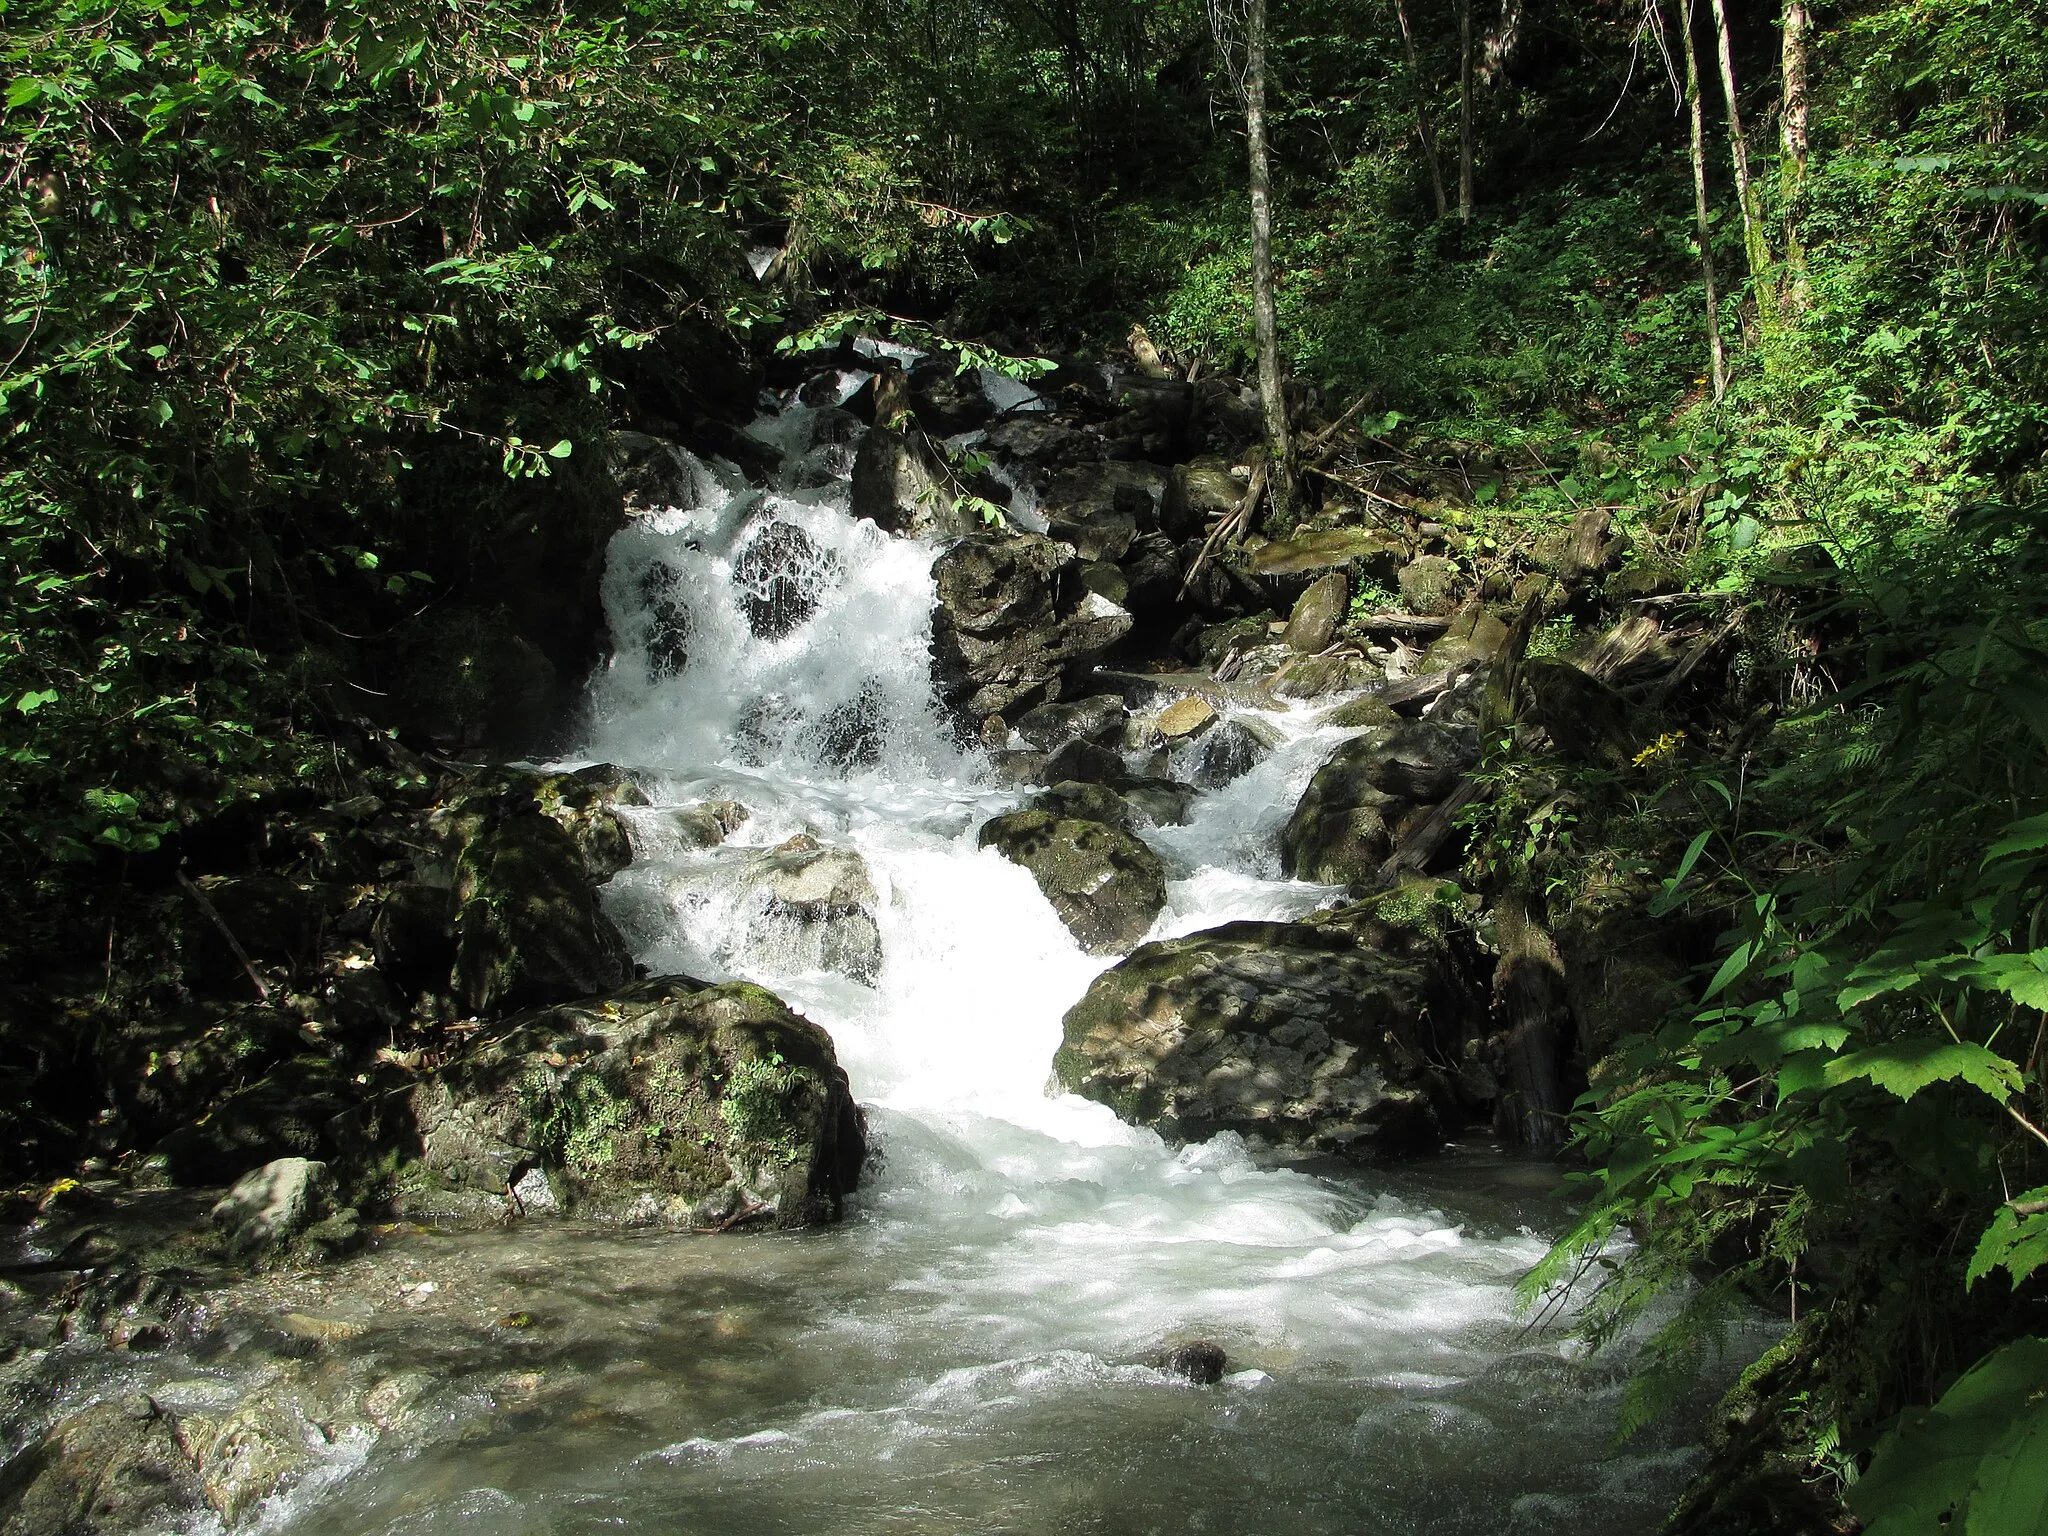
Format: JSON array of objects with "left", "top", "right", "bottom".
[
  {"left": 1282, "top": 720, "right": 1476, "bottom": 886},
  {"left": 666, "top": 799, "right": 750, "bottom": 848},
  {"left": 1397, "top": 555, "right": 1462, "bottom": 616},
  {"left": 978, "top": 810, "right": 1168, "bottom": 954},
  {"left": 0, "top": 1398, "right": 209, "bottom": 1536},
  {"left": 1041, "top": 737, "right": 1128, "bottom": 786},
  {"left": 1030, "top": 778, "right": 1197, "bottom": 832},
  {"left": 1420, "top": 599, "right": 1511, "bottom": 674},
  {"left": 1038, "top": 462, "right": 1169, "bottom": 562},
  {"left": 1054, "top": 918, "right": 1451, "bottom": 1154},
  {"left": 1270, "top": 652, "right": 1379, "bottom": 700},
  {"left": 731, "top": 520, "right": 842, "bottom": 639},
  {"left": 1014, "top": 695, "right": 1129, "bottom": 752},
  {"left": 930, "top": 532, "right": 1133, "bottom": 723},
  {"left": 408, "top": 977, "right": 866, "bottom": 1228},
  {"left": 210, "top": 1157, "right": 334, "bottom": 1259},
  {"left": 1283, "top": 571, "right": 1349, "bottom": 653},
  {"left": 1186, "top": 717, "right": 1272, "bottom": 790},
  {"left": 739, "top": 838, "right": 883, "bottom": 983},
  {"left": 452, "top": 814, "right": 633, "bottom": 1014},
  {"left": 1248, "top": 528, "right": 1405, "bottom": 581}
]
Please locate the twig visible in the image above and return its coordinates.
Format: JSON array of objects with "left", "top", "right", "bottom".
[
  {"left": 176, "top": 870, "right": 270, "bottom": 1002},
  {"left": 1179, "top": 459, "right": 1267, "bottom": 599}
]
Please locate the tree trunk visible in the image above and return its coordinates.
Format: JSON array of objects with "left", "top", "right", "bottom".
[
  {"left": 1490, "top": 893, "right": 1573, "bottom": 1150},
  {"left": 1457, "top": 0, "right": 1475, "bottom": 219},
  {"left": 1778, "top": 0, "right": 1811, "bottom": 303},
  {"left": 1709, "top": 0, "right": 1777, "bottom": 327},
  {"left": 1680, "top": 0, "right": 1728, "bottom": 398},
  {"left": 1394, "top": 0, "right": 1449, "bottom": 218},
  {"left": 1245, "top": 0, "right": 1296, "bottom": 514}
]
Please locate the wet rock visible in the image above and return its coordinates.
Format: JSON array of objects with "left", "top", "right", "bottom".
[
  {"left": 452, "top": 813, "right": 633, "bottom": 1014},
  {"left": 1029, "top": 779, "right": 1196, "bottom": 832},
  {"left": 1165, "top": 1340, "right": 1228, "bottom": 1385},
  {"left": 1191, "top": 613, "right": 1275, "bottom": 669},
  {"left": 1168, "top": 460, "right": 1245, "bottom": 538},
  {"left": 908, "top": 356, "right": 994, "bottom": 434},
  {"left": 1283, "top": 720, "right": 1477, "bottom": 886},
  {"left": 850, "top": 425, "right": 965, "bottom": 539},
  {"left": 739, "top": 840, "right": 883, "bottom": 984},
  {"left": 930, "top": 531, "right": 1133, "bottom": 723},
  {"left": 731, "top": 521, "right": 841, "bottom": 640},
  {"left": 983, "top": 415, "right": 1099, "bottom": 471},
  {"left": 409, "top": 977, "right": 866, "bottom": 1228},
  {"left": 1014, "top": 695, "right": 1129, "bottom": 752},
  {"left": 977, "top": 811, "right": 1168, "bottom": 954},
  {"left": 1118, "top": 533, "right": 1183, "bottom": 616},
  {"left": 0, "top": 1397, "right": 209, "bottom": 1536},
  {"left": 806, "top": 679, "right": 887, "bottom": 770},
  {"left": 210, "top": 1157, "right": 335, "bottom": 1260},
  {"left": 1054, "top": 919, "right": 1452, "bottom": 1154},
  {"left": 534, "top": 764, "right": 647, "bottom": 883},
  {"left": 1039, "top": 462, "right": 1168, "bottom": 562},
  {"left": 1186, "top": 717, "right": 1271, "bottom": 790},
  {"left": 1154, "top": 696, "right": 1217, "bottom": 740},
  {"left": 1041, "top": 737, "right": 1128, "bottom": 787},
  {"left": 1079, "top": 560, "right": 1129, "bottom": 606},
  {"left": 639, "top": 561, "right": 691, "bottom": 679},
  {"left": 1396, "top": 555, "right": 1462, "bottom": 616},
  {"left": 667, "top": 800, "right": 750, "bottom": 847},
  {"left": 1320, "top": 694, "right": 1399, "bottom": 730},
  {"left": 1270, "top": 652, "right": 1378, "bottom": 700},
  {"left": 1283, "top": 571, "right": 1349, "bottom": 653},
  {"left": 611, "top": 430, "right": 702, "bottom": 514}
]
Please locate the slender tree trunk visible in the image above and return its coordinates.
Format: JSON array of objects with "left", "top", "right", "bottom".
[
  {"left": 1709, "top": 0, "right": 1776, "bottom": 327},
  {"left": 1245, "top": 0, "right": 1296, "bottom": 512},
  {"left": 1394, "top": 0, "right": 1449, "bottom": 219},
  {"left": 1680, "top": 0, "right": 1728, "bottom": 398},
  {"left": 1457, "top": 0, "right": 1474, "bottom": 218},
  {"left": 1778, "top": 0, "right": 1811, "bottom": 303}
]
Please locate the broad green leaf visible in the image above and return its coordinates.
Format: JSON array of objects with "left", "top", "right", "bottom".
[
  {"left": 1968, "top": 1192, "right": 2048, "bottom": 1290},
  {"left": 1853, "top": 1339, "right": 2048, "bottom": 1536},
  {"left": 1984, "top": 813, "right": 2048, "bottom": 863},
  {"left": 1821, "top": 1039, "right": 2021, "bottom": 1103}
]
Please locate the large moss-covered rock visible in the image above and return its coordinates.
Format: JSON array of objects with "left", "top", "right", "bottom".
[
  {"left": 1282, "top": 720, "right": 1476, "bottom": 886},
  {"left": 452, "top": 813, "right": 634, "bottom": 1014},
  {"left": 1054, "top": 917, "right": 1457, "bottom": 1155},
  {"left": 409, "top": 977, "right": 866, "bottom": 1228},
  {"left": 977, "top": 810, "right": 1167, "bottom": 953}
]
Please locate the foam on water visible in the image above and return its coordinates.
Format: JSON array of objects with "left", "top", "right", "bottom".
[{"left": 259, "top": 393, "right": 1747, "bottom": 1534}]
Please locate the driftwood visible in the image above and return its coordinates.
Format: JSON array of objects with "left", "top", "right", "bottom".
[
  {"left": 1178, "top": 457, "right": 1268, "bottom": 600},
  {"left": 1376, "top": 779, "right": 1481, "bottom": 884},
  {"left": 1351, "top": 612, "right": 1452, "bottom": 638},
  {"left": 1653, "top": 606, "right": 1748, "bottom": 706}
]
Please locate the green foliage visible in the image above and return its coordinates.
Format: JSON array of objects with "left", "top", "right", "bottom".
[
  {"left": 718, "top": 1049, "right": 807, "bottom": 1159},
  {"left": 1850, "top": 1337, "right": 2048, "bottom": 1536}
]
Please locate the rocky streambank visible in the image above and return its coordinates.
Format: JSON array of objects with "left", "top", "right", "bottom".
[{"left": 1, "top": 334, "right": 1746, "bottom": 1533}]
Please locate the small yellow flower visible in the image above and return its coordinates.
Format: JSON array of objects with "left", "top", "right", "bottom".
[{"left": 1633, "top": 730, "right": 1687, "bottom": 768}]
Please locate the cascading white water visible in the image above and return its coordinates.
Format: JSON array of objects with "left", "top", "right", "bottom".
[
  {"left": 415, "top": 388, "right": 1737, "bottom": 1534},
  {"left": 235, "top": 384, "right": 1746, "bottom": 1536}
]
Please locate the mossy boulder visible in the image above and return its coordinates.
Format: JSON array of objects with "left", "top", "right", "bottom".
[
  {"left": 452, "top": 813, "right": 634, "bottom": 1014},
  {"left": 407, "top": 977, "right": 866, "bottom": 1228},
  {"left": 1054, "top": 918, "right": 1460, "bottom": 1156},
  {"left": 1282, "top": 720, "right": 1477, "bottom": 886},
  {"left": 978, "top": 809, "right": 1168, "bottom": 953}
]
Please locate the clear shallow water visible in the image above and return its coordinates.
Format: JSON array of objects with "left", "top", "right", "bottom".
[{"left": 257, "top": 401, "right": 1742, "bottom": 1533}]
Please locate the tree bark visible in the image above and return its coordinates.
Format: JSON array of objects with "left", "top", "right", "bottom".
[
  {"left": 1244, "top": 0, "right": 1297, "bottom": 514},
  {"left": 1394, "top": 0, "right": 1450, "bottom": 218},
  {"left": 1709, "top": 0, "right": 1777, "bottom": 327},
  {"left": 1457, "top": 0, "right": 1475, "bottom": 219},
  {"left": 1778, "top": 0, "right": 1811, "bottom": 303},
  {"left": 1680, "top": 0, "right": 1728, "bottom": 399}
]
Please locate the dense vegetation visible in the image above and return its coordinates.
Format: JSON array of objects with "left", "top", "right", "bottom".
[{"left": 6, "top": 0, "right": 2048, "bottom": 1526}]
